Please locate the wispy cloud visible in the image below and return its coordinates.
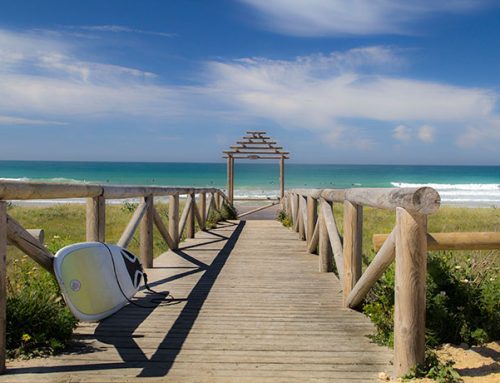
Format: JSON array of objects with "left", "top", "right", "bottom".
[
  {"left": 239, "top": 0, "right": 491, "bottom": 36},
  {"left": 0, "top": 115, "right": 67, "bottom": 126},
  {"left": 73, "top": 25, "right": 176, "bottom": 38},
  {"left": 205, "top": 47, "right": 499, "bottom": 149},
  {"left": 0, "top": 28, "right": 184, "bottom": 124}
]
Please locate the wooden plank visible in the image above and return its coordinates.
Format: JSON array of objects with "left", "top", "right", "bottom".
[
  {"left": 342, "top": 201, "right": 362, "bottom": 304},
  {"left": 117, "top": 200, "right": 149, "bottom": 249},
  {"left": 5, "top": 220, "right": 392, "bottom": 381},
  {"left": 394, "top": 208, "right": 427, "bottom": 377},
  {"left": 0, "top": 202, "right": 6, "bottom": 374},
  {"left": 7, "top": 229, "right": 44, "bottom": 246},
  {"left": 373, "top": 231, "right": 500, "bottom": 251},
  {"left": 298, "top": 196, "right": 307, "bottom": 240},
  {"left": 86, "top": 196, "right": 105, "bottom": 242}
]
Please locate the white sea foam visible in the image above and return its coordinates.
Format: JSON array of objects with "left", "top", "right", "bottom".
[
  {"left": 0, "top": 177, "right": 92, "bottom": 184},
  {"left": 391, "top": 182, "right": 500, "bottom": 207}
]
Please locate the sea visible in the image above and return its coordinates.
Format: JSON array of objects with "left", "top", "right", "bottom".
[{"left": 0, "top": 161, "right": 499, "bottom": 207}]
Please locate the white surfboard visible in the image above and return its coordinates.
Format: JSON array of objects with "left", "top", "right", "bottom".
[{"left": 53, "top": 243, "right": 143, "bottom": 322}]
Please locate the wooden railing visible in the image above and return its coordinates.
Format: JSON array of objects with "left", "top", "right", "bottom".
[
  {"left": 0, "top": 180, "right": 230, "bottom": 373},
  {"left": 283, "top": 187, "right": 441, "bottom": 377}
]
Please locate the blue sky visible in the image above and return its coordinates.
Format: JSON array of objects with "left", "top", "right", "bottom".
[{"left": 0, "top": 0, "right": 500, "bottom": 165}]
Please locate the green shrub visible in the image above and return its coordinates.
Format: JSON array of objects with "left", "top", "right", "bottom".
[
  {"left": 362, "top": 251, "right": 500, "bottom": 348},
  {"left": 276, "top": 210, "right": 292, "bottom": 227},
  {"left": 403, "top": 350, "right": 462, "bottom": 383},
  {"left": 220, "top": 202, "right": 238, "bottom": 220},
  {"left": 7, "top": 257, "right": 78, "bottom": 358}
]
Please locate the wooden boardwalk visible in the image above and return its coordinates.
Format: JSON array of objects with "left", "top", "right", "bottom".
[{"left": 3, "top": 220, "right": 392, "bottom": 382}]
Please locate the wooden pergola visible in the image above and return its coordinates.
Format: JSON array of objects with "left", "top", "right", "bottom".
[{"left": 223, "top": 131, "right": 289, "bottom": 203}]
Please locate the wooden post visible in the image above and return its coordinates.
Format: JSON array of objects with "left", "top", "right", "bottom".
[
  {"left": 169, "top": 194, "right": 179, "bottom": 249},
  {"left": 140, "top": 195, "right": 154, "bottom": 268},
  {"left": 199, "top": 192, "right": 206, "bottom": 230},
  {"left": 342, "top": 201, "right": 362, "bottom": 304},
  {"left": 230, "top": 156, "right": 235, "bottom": 203},
  {"left": 298, "top": 197, "right": 306, "bottom": 241},
  {"left": 86, "top": 196, "right": 105, "bottom": 242},
  {"left": 187, "top": 192, "right": 195, "bottom": 239},
  {"left": 394, "top": 208, "right": 427, "bottom": 377},
  {"left": 0, "top": 202, "right": 6, "bottom": 374},
  {"left": 319, "top": 214, "right": 333, "bottom": 272},
  {"left": 306, "top": 196, "right": 318, "bottom": 245},
  {"left": 292, "top": 193, "right": 299, "bottom": 232},
  {"left": 227, "top": 156, "right": 234, "bottom": 204},
  {"left": 280, "top": 155, "right": 285, "bottom": 199}
]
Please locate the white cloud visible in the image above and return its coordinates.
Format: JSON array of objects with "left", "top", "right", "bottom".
[
  {"left": 207, "top": 50, "right": 496, "bottom": 126},
  {"left": 240, "top": 0, "right": 491, "bottom": 36},
  {"left": 393, "top": 125, "right": 411, "bottom": 141},
  {"left": 0, "top": 28, "right": 186, "bottom": 122},
  {"left": 0, "top": 115, "right": 67, "bottom": 126},
  {"left": 418, "top": 124, "right": 435, "bottom": 143},
  {"left": 76, "top": 25, "right": 176, "bottom": 38}
]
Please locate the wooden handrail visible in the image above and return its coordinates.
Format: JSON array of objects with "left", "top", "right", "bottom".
[
  {"left": 0, "top": 182, "right": 231, "bottom": 377},
  {"left": 0, "top": 180, "right": 221, "bottom": 200},
  {"left": 284, "top": 187, "right": 440, "bottom": 377},
  {"left": 289, "top": 187, "right": 440, "bottom": 213},
  {"left": 374, "top": 231, "right": 500, "bottom": 251}
]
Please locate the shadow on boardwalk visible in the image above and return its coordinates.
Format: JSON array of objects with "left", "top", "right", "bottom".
[{"left": 6, "top": 221, "right": 245, "bottom": 378}]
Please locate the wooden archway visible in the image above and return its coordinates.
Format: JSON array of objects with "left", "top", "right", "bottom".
[{"left": 223, "top": 131, "right": 289, "bottom": 203}]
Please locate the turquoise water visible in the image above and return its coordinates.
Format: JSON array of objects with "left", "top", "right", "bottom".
[{"left": 0, "top": 161, "right": 499, "bottom": 206}]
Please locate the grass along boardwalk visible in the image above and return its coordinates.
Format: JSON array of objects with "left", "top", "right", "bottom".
[{"left": 3, "top": 219, "right": 393, "bottom": 382}]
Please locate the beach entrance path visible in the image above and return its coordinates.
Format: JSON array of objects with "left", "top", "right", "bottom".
[{"left": 3, "top": 220, "right": 393, "bottom": 383}]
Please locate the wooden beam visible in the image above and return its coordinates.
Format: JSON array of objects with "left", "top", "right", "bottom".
[
  {"left": 193, "top": 198, "right": 204, "bottom": 230},
  {"left": 178, "top": 194, "right": 193, "bottom": 238},
  {"left": 168, "top": 194, "right": 179, "bottom": 249},
  {"left": 320, "top": 199, "right": 344, "bottom": 281},
  {"left": 223, "top": 156, "right": 290, "bottom": 160},
  {"left": 152, "top": 206, "right": 175, "bottom": 250},
  {"left": 342, "top": 201, "right": 362, "bottom": 305},
  {"left": 280, "top": 156, "right": 285, "bottom": 199},
  {"left": 298, "top": 196, "right": 307, "bottom": 241},
  {"left": 345, "top": 228, "right": 396, "bottom": 308},
  {"left": 86, "top": 196, "right": 105, "bottom": 242},
  {"left": 117, "top": 200, "right": 149, "bottom": 249},
  {"left": 224, "top": 150, "right": 289, "bottom": 155},
  {"left": 307, "top": 218, "right": 319, "bottom": 254},
  {"left": 0, "top": 202, "right": 6, "bottom": 373},
  {"left": 6, "top": 214, "right": 54, "bottom": 272},
  {"left": 306, "top": 196, "right": 317, "bottom": 245},
  {"left": 394, "top": 208, "right": 427, "bottom": 377},
  {"left": 187, "top": 192, "right": 195, "bottom": 239},
  {"left": 199, "top": 192, "right": 206, "bottom": 230},
  {"left": 7, "top": 229, "right": 44, "bottom": 246},
  {"left": 140, "top": 195, "right": 154, "bottom": 268},
  {"left": 374, "top": 231, "right": 500, "bottom": 251},
  {"left": 319, "top": 214, "right": 333, "bottom": 273}
]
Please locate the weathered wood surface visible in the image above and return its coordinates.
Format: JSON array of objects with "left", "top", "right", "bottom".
[
  {"left": 4, "top": 220, "right": 392, "bottom": 382},
  {"left": 373, "top": 231, "right": 500, "bottom": 251}
]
